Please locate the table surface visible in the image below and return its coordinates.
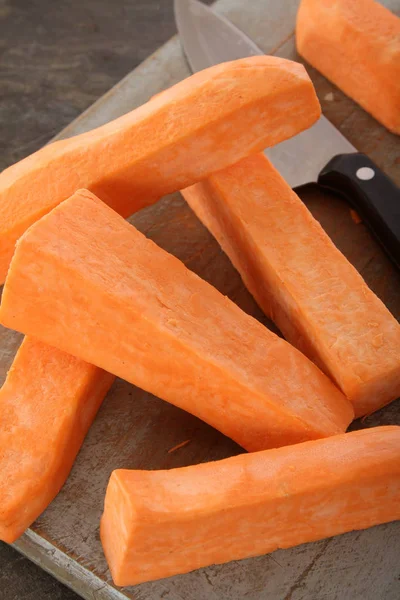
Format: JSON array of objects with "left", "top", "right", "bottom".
[
  {"left": 1, "top": 1, "right": 399, "bottom": 599},
  {"left": 1, "top": 1, "right": 200, "bottom": 598}
]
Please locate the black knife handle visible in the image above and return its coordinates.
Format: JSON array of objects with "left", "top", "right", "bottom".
[{"left": 318, "top": 153, "right": 400, "bottom": 268}]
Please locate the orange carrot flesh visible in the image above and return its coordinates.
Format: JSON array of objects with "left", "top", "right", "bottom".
[
  {"left": 0, "top": 337, "right": 114, "bottom": 543},
  {"left": 100, "top": 426, "right": 400, "bottom": 586},
  {"left": 296, "top": 0, "right": 400, "bottom": 133},
  {"left": 182, "top": 153, "right": 400, "bottom": 417},
  {"left": 0, "top": 190, "right": 353, "bottom": 451},
  {"left": 0, "top": 56, "right": 321, "bottom": 284}
]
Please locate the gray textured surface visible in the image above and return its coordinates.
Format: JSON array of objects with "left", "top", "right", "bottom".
[
  {"left": 0, "top": 0, "right": 212, "bottom": 172},
  {"left": 1, "top": 0, "right": 400, "bottom": 599},
  {"left": 0, "top": 542, "right": 79, "bottom": 600}
]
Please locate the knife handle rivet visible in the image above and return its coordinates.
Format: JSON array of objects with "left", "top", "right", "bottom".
[{"left": 356, "top": 166, "right": 375, "bottom": 181}]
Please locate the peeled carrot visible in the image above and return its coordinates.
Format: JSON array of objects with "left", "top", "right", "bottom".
[
  {"left": 100, "top": 425, "right": 400, "bottom": 586},
  {"left": 0, "top": 56, "right": 320, "bottom": 284},
  {"left": 0, "top": 189, "right": 353, "bottom": 451},
  {"left": 182, "top": 153, "right": 400, "bottom": 417},
  {"left": 296, "top": 0, "right": 400, "bottom": 133},
  {"left": 0, "top": 337, "right": 114, "bottom": 543}
]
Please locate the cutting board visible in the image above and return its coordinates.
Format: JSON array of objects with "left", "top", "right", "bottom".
[{"left": 4, "top": 0, "right": 400, "bottom": 598}]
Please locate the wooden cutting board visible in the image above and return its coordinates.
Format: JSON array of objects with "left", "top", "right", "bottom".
[{"left": 3, "top": 0, "right": 399, "bottom": 598}]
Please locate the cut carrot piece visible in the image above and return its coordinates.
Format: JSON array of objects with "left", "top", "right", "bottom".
[
  {"left": 100, "top": 426, "right": 400, "bottom": 586},
  {"left": 296, "top": 0, "right": 400, "bottom": 133},
  {"left": 0, "top": 337, "right": 114, "bottom": 543},
  {"left": 0, "top": 190, "right": 353, "bottom": 451},
  {"left": 182, "top": 154, "right": 400, "bottom": 417},
  {"left": 0, "top": 56, "right": 321, "bottom": 284},
  {"left": 350, "top": 209, "right": 362, "bottom": 224},
  {"left": 167, "top": 440, "right": 191, "bottom": 454}
]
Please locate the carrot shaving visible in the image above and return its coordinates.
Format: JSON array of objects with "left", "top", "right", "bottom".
[
  {"left": 168, "top": 440, "right": 191, "bottom": 454},
  {"left": 350, "top": 209, "right": 362, "bottom": 224}
]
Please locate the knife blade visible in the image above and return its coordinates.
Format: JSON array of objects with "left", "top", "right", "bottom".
[{"left": 174, "top": 0, "right": 400, "bottom": 268}]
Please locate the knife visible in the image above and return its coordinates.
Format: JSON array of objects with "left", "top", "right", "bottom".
[{"left": 174, "top": 0, "right": 400, "bottom": 268}]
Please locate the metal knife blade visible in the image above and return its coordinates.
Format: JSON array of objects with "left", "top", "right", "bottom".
[{"left": 174, "top": 0, "right": 355, "bottom": 189}]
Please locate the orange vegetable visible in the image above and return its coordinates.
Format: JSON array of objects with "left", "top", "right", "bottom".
[
  {"left": 0, "top": 337, "right": 114, "bottom": 542},
  {"left": 100, "top": 425, "right": 400, "bottom": 586},
  {"left": 350, "top": 209, "right": 362, "bottom": 224},
  {"left": 0, "top": 189, "right": 353, "bottom": 451},
  {"left": 182, "top": 153, "right": 400, "bottom": 417},
  {"left": 0, "top": 55, "right": 321, "bottom": 283},
  {"left": 296, "top": 0, "right": 400, "bottom": 134}
]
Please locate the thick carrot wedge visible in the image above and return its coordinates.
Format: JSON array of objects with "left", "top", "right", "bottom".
[
  {"left": 0, "top": 337, "right": 114, "bottom": 543},
  {"left": 0, "top": 56, "right": 320, "bottom": 284},
  {"left": 100, "top": 426, "right": 400, "bottom": 586},
  {"left": 0, "top": 190, "right": 353, "bottom": 451},
  {"left": 182, "top": 154, "right": 400, "bottom": 417},
  {"left": 297, "top": 0, "right": 400, "bottom": 133}
]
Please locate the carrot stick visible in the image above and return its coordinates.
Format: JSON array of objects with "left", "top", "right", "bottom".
[
  {"left": 0, "top": 338, "right": 114, "bottom": 542},
  {"left": 0, "top": 56, "right": 320, "bottom": 283},
  {"left": 182, "top": 153, "right": 400, "bottom": 417},
  {"left": 100, "top": 426, "right": 400, "bottom": 586},
  {"left": 0, "top": 189, "right": 353, "bottom": 451},
  {"left": 297, "top": 0, "right": 400, "bottom": 133}
]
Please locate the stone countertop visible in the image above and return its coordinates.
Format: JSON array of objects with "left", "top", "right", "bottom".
[
  {"left": 0, "top": 0, "right": 204, "bottom": 598},
  {"left": 1, "top": 0, "right": 184, "bottom": 172}
]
